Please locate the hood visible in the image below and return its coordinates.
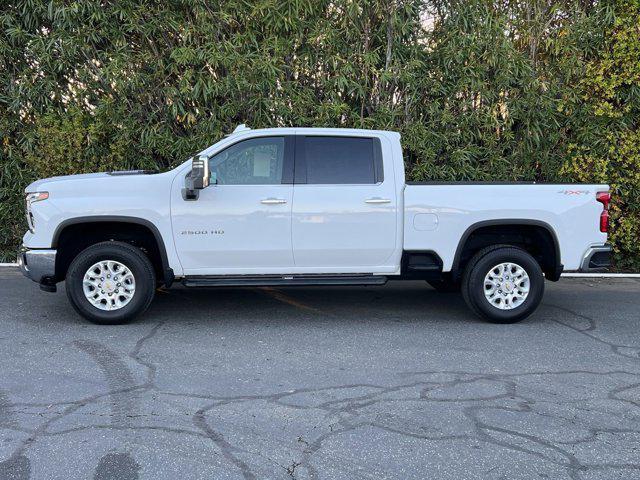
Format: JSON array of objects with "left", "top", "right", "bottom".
[{"left": 25, "top": 170, "right": 157, "bottom": 192}]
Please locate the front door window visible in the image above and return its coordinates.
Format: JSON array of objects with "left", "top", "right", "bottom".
[{"left": 210, "top": 137, "right": 285, "bottom": 185}]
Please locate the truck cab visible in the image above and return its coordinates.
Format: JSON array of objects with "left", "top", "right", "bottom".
[{"left": 174, "top": 126, "right": 403, "bottom": 276}]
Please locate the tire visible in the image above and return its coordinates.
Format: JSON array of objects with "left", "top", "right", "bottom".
[
  {"left": 65, "top": 241, "right": 156, "bottom": 325},
  {"left": 461, "top": 245, "right": 544, "bottom": 323},
  {"left": 427, "top": 277, "right": 461, "bottom": 293}
]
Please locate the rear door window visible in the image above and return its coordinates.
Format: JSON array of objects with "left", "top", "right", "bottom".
[{"left": 296, "top": 136, "right": 383, "bottom": 184}]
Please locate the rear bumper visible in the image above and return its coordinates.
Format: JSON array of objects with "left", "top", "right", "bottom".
[
  {"left": 17, "top": 247, "right": 57, "bottom": 290},
  {"left": 579, "top": 244, "right": 612, "bottom": 272}
]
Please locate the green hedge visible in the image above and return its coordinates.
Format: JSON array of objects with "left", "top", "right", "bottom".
[{"left": 1, "top": 0, "right": 638, "bottom": 269}]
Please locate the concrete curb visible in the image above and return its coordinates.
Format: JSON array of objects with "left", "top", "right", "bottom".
[{"left": 0, "top": 262, "right": 638, "bottom": 277}]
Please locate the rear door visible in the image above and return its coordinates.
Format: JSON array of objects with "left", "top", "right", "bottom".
[{"left": 291, "top": 134, "right": 398, "bottom": 271}]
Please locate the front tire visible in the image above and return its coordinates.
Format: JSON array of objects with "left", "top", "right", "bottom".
[
  {"left": 66, "top": 241, "right": 156, "bottom": 325},
  {"left": 461, "top": 245, "right": 544, "bottom": 323}
]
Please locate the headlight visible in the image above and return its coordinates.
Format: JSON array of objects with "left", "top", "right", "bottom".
[
  {"left": 26, "top": 192, "right": 49, "bottom": 205},
  {"left": 25, "top": 191, "right": 48, "bottom": 232}
]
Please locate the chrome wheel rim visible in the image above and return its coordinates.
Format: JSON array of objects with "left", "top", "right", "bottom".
[
  {"left": 483, "top": 262, "right": 530, "bottom": 310},
  {"left": 83, "top": 260, "right": 136, "bottom": 311}
]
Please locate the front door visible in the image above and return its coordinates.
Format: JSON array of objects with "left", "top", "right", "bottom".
[{"left": 171, "top": 136, "right": 295, "bottom": 275}]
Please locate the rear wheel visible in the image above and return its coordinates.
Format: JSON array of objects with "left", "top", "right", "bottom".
[
  {"left": 66, "top": 241, "right": 156, "bottom": 324},
  {"left": 461, "top": 246, "right": 544, "bottom": 323}
]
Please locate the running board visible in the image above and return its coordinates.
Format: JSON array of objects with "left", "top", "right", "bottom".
[{"left": 182, "top": 274, "right": 388, "bottom": 288}]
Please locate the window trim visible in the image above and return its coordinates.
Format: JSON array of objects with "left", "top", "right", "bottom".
[
  {"left": 206, "top": 135, "right": 295, "bottom": 186},
  {"left": 294, "top": 135, "right": 384, "bottom": 185}
]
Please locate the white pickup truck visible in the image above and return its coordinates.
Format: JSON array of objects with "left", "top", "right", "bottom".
[{"left": 18, "top": 125, "right": 611, "bottom": 324}]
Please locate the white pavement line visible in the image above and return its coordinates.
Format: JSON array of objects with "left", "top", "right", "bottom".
[
  {"left": 0, "top": 263, "right": 18, "bottom": 267},
  {"left": 561, "top": 273, "right": 640, "bottom": 278}
]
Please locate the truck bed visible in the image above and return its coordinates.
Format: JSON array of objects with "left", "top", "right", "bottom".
[{"left": 403, "top": 183, "right": 608, "bottom": 272}]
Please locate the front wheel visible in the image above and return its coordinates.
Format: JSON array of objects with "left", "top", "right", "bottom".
[
  {"left": 461, "top": 246, "right": 544, "bottom": 323},
  {"left": 66, "top": 241, "right": 156, "bottom": 325}
]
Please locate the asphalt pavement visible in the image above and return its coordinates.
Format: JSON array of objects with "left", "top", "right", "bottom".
[{"left": 0, "top": 267, "right": 639, "bottom": 480}]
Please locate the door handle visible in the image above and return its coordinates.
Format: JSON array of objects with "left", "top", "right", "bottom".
[
  {"left": 261, "top": 198, "right": 287, "bottom": 205},
  {"left": 365, "top": 198, "right": 391, "bottom": 204}
]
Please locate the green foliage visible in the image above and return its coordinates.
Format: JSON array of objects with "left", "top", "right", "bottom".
[
  {"left": 1, "top": 0, "right": 638, "bottom": 269},
  {"left": 560, "top": 0, "right": 640, "bottom": 270}
]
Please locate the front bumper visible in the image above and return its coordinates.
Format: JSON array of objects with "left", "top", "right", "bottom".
[
  {"left": 579, "top": 244, "right": 612, "bottom": 272},
  {"left": 17, "top": 247, "right": 57, "bottom": 290}
]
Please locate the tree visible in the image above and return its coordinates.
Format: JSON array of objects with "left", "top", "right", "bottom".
[{"left": 1, "top": 0, "right": 638, "bottom": 269}]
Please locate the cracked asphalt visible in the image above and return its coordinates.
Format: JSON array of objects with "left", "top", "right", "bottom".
[{"left": 1, "top": 267, "right": 639, "bottom": 480}]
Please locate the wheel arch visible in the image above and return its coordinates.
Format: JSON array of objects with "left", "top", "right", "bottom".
[
  {"left": 451, "top": 219, "right": 562, "bottom": 281},
  {"left": 52, "top": 216, "right": 174, "bottom": 286}
]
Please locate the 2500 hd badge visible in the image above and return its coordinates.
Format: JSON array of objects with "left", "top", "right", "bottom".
[{"left": 180, "top": 230, "right": 224, "bottom": 235}]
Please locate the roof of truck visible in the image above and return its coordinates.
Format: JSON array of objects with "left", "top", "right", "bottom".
[
  {"left": 198, "top": 125, "right": 400, "bottom": 158},
  {"left": 227, "top": 124, "right": 400, "bottom": 137}
]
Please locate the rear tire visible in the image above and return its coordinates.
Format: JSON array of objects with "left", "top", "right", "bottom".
[
  {"left": 66, "top": 241, "right": 156, "bottom": 325},
  {"left": 461, "top": 245, "right": 544, "bottom": 323}
]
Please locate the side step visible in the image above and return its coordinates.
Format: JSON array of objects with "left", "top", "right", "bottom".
[{"left": 182, "top": 274, "right": 388, "bottom": 288}]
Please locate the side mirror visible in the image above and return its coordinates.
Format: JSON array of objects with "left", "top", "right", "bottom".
[
  {"left": 191, "top": 155, "right": 210, "bottom": 189},
  {"left": 184, "top": 155, "right": 210, "bottom": 200}
]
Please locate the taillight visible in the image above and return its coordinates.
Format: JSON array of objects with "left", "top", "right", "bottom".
[{"left": 596, "top": 191, "right": 610, "bottom": 233}]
